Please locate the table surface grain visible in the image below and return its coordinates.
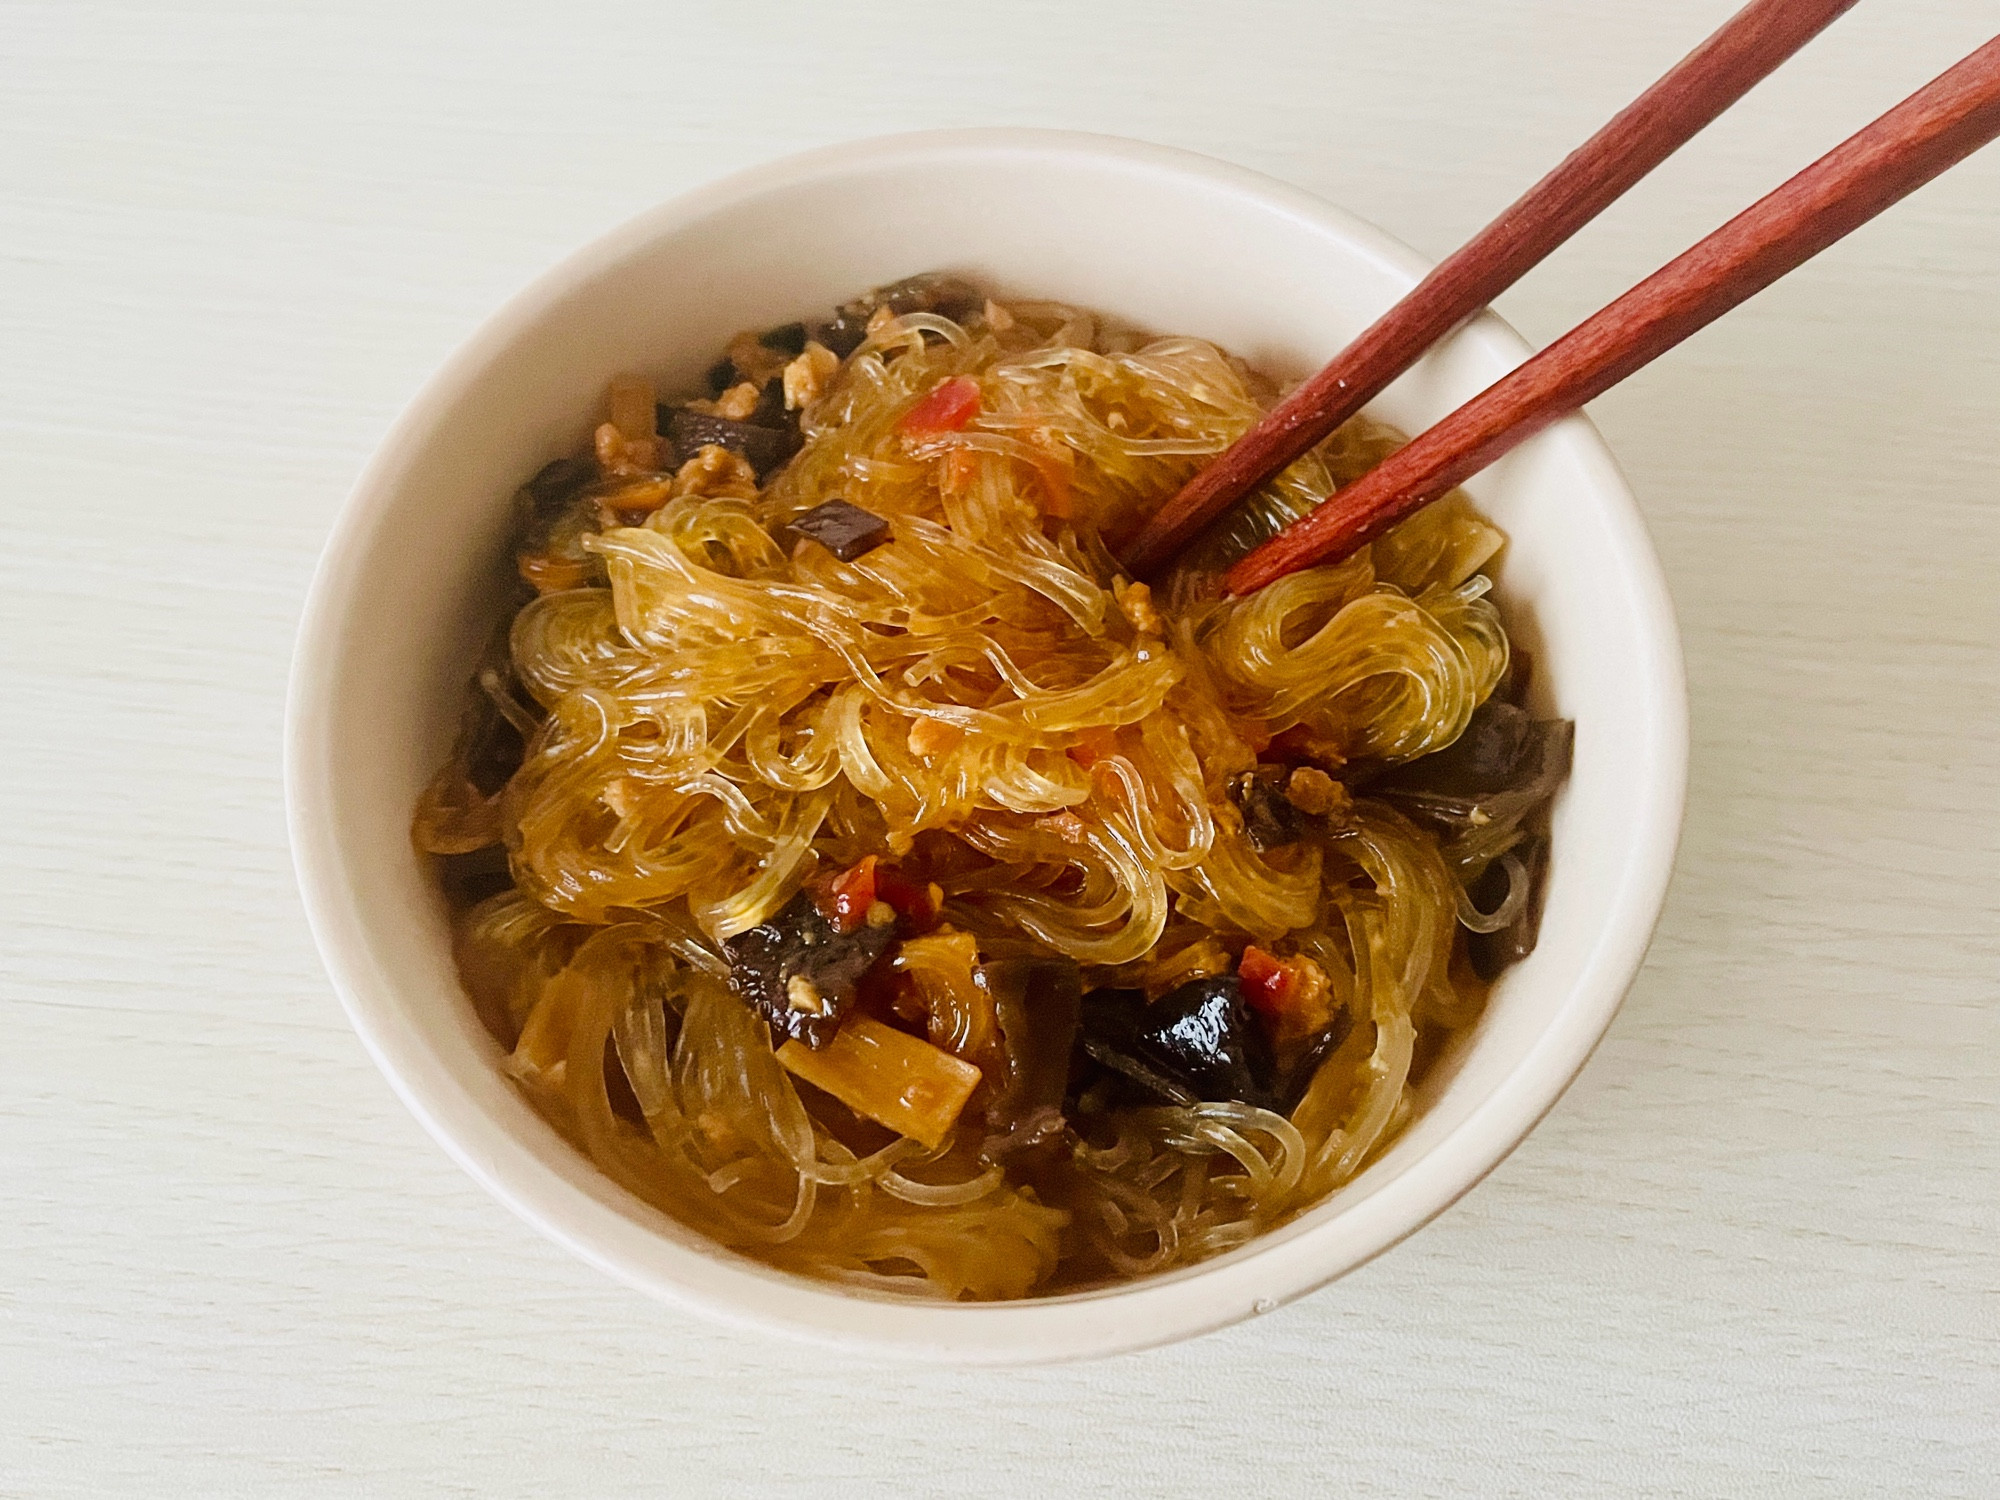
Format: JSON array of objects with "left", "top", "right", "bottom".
[{"left": 3, "top": 1, "right": 1996, "bottom": 1494}]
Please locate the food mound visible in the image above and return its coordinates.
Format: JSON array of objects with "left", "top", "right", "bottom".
[{"left": 413, "top": 274, "right": 1572, "bottom": 1299}]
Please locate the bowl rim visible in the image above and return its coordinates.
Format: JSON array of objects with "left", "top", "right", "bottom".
[{"left": 286, "top": 126, "right": 1688, "bottom": 1364}]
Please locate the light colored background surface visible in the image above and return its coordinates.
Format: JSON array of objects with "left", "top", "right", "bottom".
[{"left": 3, "top": 0, "right": 1994, "bottom": 1493}]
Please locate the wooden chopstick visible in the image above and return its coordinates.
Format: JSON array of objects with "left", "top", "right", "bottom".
[
  {"left": 1222, "top": 34, "right": 2000, "bottom": 598},
  {"left": 1118, "top": 0, "right": 1861, "bottom": 579}
]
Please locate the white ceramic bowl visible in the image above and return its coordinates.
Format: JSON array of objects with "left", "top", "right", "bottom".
[{"left": 287, "top": 129, "right": 1686, "bottom": 1363}]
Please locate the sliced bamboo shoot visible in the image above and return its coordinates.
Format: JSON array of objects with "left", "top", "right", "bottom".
[{"left": 777, "top": 1018, "right": 982, "bottom": 1149}]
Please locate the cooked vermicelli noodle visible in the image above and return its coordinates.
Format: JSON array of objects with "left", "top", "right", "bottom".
[{"left": 416, "top": 275, "right": 1571, "bottom": 1298}]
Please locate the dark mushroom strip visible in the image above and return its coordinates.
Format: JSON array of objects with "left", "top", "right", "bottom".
[
  {"left": 515, "top": 456, "right": 599, "bottom": 555},
  {"left": 1467, "top": 832, "right": 1551, "bottom": 980},
  {"left": 521, "top": 456, "right": 597, "bottom": 524},
  {"left": 1228, "top": 766, "right": 1303, "bottom": 852},
  {"left": 1376, "top": 698, "right": 1571, "bottom": 966},
  {"left": 872, "top": 272, "right": 983, "bottom": 320},
  {"left": 722, "top": 891, "right": 897, "bottom": 1048},
  {"left": 602, "top": 1032, "right": 649, "bottom": 1127},
  {"left": 1496, "top": 644, "right": 1534, "bottom": 706},
  {"left": 513, "top": 457, "right": 613, "bottom": 592},
  {"left": 780, "top": 499, "right": 892, "bottom": 562},
  {"left": 458, "top": 622, "right": 537, "bottom": 800},
  {"left": 1079, "top": 977, "right": 1285, "bottom": 1112},
  {"left": 697, "top": 333, "right": 790, "bottom": 396},
  {"left": 1376, "top": 701, "right": 1574, "bottom": 839},
  {"left": 1136, "top": 976, "right": 1283, "bottom": 1110},
  {"left": 463, "top": 692, "right": 527, "bottom": 800},
  {"left": 410, "top": 633, "right": 534, "bottom": 857},
  {"left": 1400, "top": 699, "right": 1532, "bottom": 794},
  {"left": 435, "top": 843, "right": 514, "bottom": 907},
  {"left": 1077, "top": 990, "right": 1198, "bottom": 1108},
  {"left": 757, "top": 321, "right": 809, "bottom": 357},
  {"left": 665, "top": 408, "right": 801, "bottom": 480},
  {"left": 746, "top": 375, "right": 793, "bottom": 430},
  {"left": 659, "top": 389, "right": 795, "bottom": 447},
  {"left": 808, "top": 309, "right": 871, "bottom": 360},
  {"left": 812, "top": 272, "right": 985, "bottom": 356},
  {"left": 978, "top": 957, "right": 1083, "bottom": 1156}
]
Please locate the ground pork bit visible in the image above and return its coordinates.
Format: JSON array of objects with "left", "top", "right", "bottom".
[
  {"left": 1113, "top": 578, "right": 1162, "bottom": 636},
  {"left": 594, "top": 422, "right": 659, "bottom": 476},
  {"left": 783, "top": 341, "right": 841, "bottom": 411},
  {"left": 726, "top": 330, "right": 791, "bottom": 386},
  {"left": 671, "top": 444, "right": 760, "bottom": 501},
  {"left": 712, "top": 381, "right": 761, "bottom": 421},
  {"left": 1252, "top": 950, "right": 1334, "bottom": 1045},
  {"left": 1284, "top": 765, "right": 1351, "bottom": 819},
  {"left": 906, "top": 717, "right": 965, "bottom": 758}
]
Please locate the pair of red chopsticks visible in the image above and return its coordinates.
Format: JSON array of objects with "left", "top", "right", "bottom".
[{"left": 1118, "top": 1, "right": 2000, "bottom": 596}]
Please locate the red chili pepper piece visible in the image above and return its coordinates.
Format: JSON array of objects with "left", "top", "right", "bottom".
[
  {"left": 817, "top": 854, "right": 940, "bottom": 936},
  {"left": 898, "top": 376, "right": 981, "bottom": 436},
  {"left": 1237, "top": 945, "right": 1296, "bottom": 1020},
  {"left": 822, "top": 855, "right": 879, "bottom": 934},
  {"left": 873, "top": 863, "right": 941, "bottom": 932}
]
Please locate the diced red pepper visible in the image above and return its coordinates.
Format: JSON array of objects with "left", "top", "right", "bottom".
[
  {"left": 821, "top": 855, "right": 879, "bottom": 933},
  {"left": 873, "top": 863, "right": 941, "bottom": 933},
  {"left": 817, "top": 853, "right": 940, "bottom": 935},
  {"left": 1238, "top": 945, "right": 1334, "bottom": 1045},
  {"left": 1238, "top": 945, "right": 1296, "bottom": 1020},
  {"left": 898, "top": 376, "right": 981, "bottom": 436}
]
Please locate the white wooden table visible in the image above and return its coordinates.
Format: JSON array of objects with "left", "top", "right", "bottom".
[{"left": 4, "top": 1, "right": 1995, "bottom": 1493}]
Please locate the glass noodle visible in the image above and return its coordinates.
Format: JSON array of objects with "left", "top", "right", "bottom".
[{"left": 418, "top": 288, "right": 1533, "bottom": 1299}]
